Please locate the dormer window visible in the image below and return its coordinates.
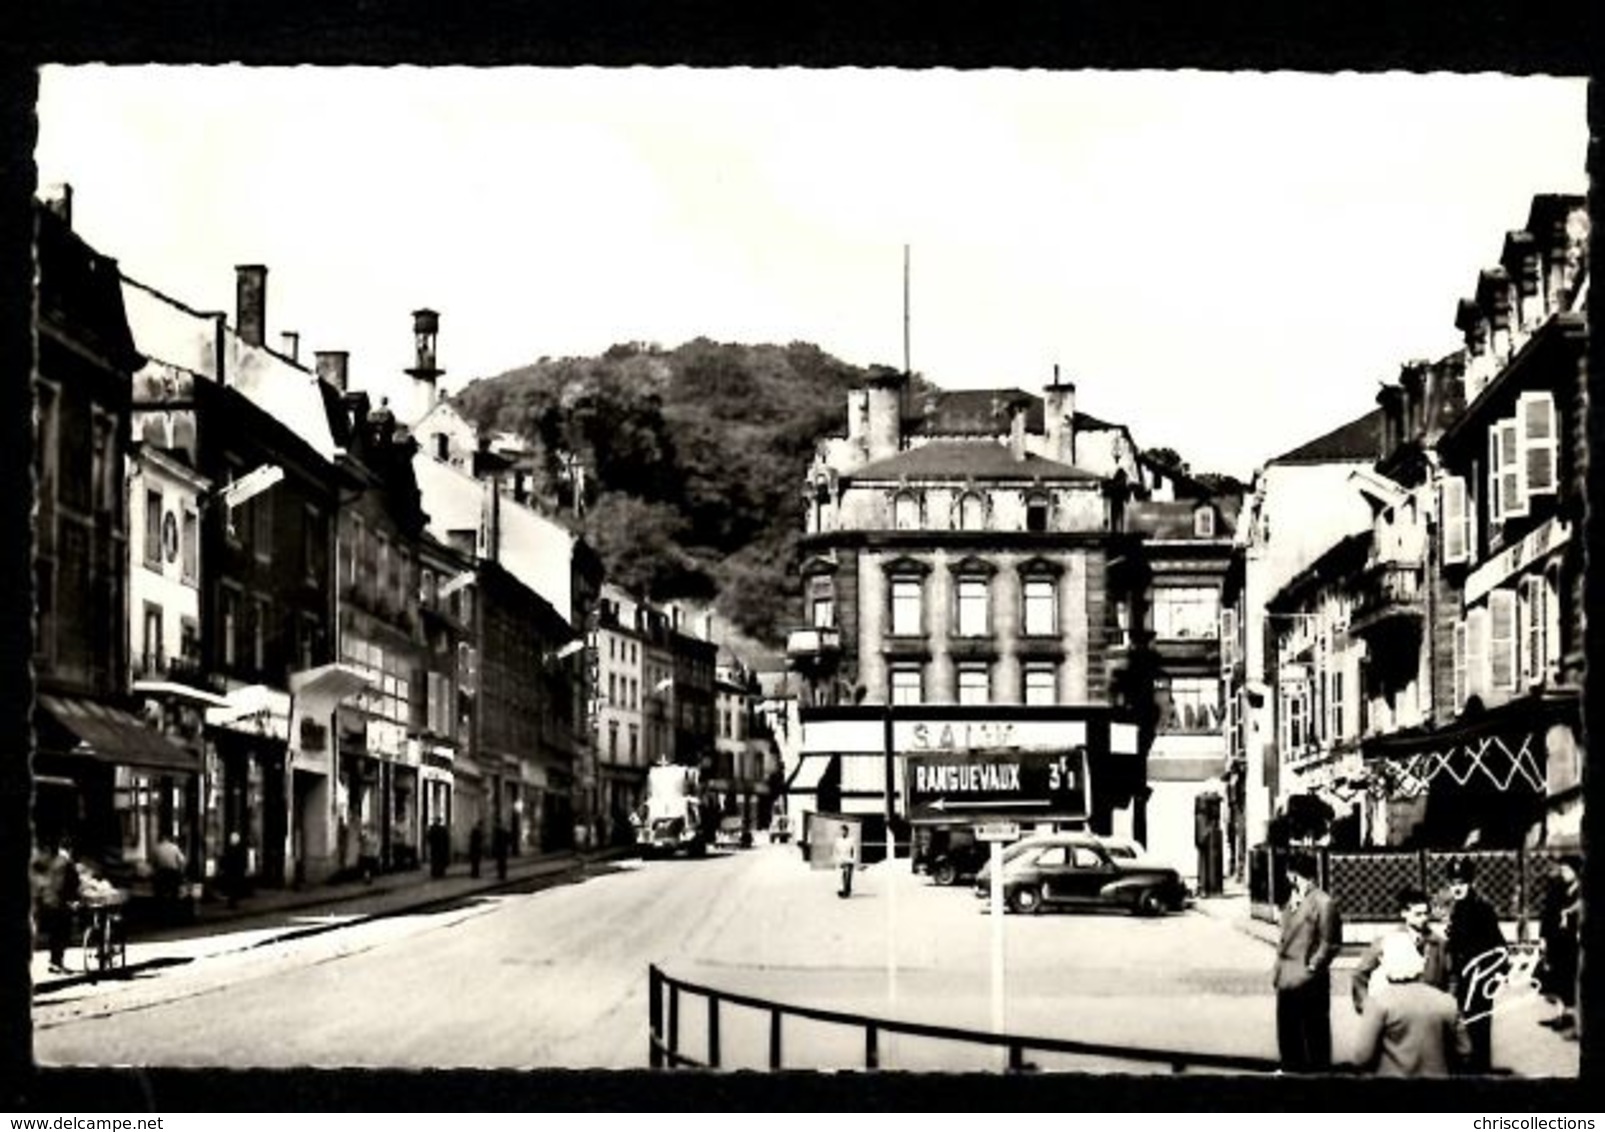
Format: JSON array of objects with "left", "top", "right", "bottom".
[
  {"left": 1193, "top": 505, "right": 1216, "bottom": 538},
  {"left": 1025, "top": 493, "right": 1050, "bottom": 533}
]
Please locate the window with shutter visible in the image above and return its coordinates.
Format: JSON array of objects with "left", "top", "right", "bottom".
[
  {"left": 1440, "top": 475, "right": 1468, "bottom": 564},
  {"left": 1453, "top": 621, "right": 1467, "bottom": 711},
  {"left": 1488, "top": 427, "right": 1503, "bottom": 524},
  {"left": 1499, "top": 419, "right": 1527, "bottom": 518},
  {"left": 1465, "top": 606, "right": 1488, "bottom": 702},
  {"left": 1489, "top": 589, "right": 1516, "bottom": 693},
  {"left": 1520, "top": 391, "right": 1558, "bottom": 496},
  {"left": 1523, "top": 576, "right": 1544, "bottom": 687}
]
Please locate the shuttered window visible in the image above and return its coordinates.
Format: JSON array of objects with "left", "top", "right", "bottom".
[
  {"left": 1488, "top": 589, "right": 1516, "bottom": 693},
  {"left": 1465, "top": 606, "right": 1488, "bottom": 702},
  {"left": 1488, "top": 426, "right": 1502, "bottom": 524},
  {"left": 1440, "top": 475, "right": 1469, "bottom": 565},
  {"left": 1499, "top": 419, "right": 1527, "bottom": 519},
  {"left": 1452, "top": 621, "right": 1467, "bottom": 711},
  {"left": 1520, "top": 391, "right": 1558, "bottom": 496}
]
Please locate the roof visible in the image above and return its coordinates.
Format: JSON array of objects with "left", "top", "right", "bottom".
[
  {"left": 851, "top": 440, "right": 1099, "bottom": 482},
  {"left": 1267, "top": 530, "right": 1372, "bottom": 611},
  {"left": 903, "top": 389, "right": 1118, "bottom": 437},
  {"left": 1125, "top": 497, "right": 1241, "bottom": 540},
  {"left": 1268, "top": 407, "right": 1385, "bottom": 466}
]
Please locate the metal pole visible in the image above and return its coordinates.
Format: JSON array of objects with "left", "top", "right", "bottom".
[
  {"left": 884, "top": 705, "right": 898, "bottom": 1023},
  {"left": 990, "top": 838, "right": 1005, "bottom": 1068}
]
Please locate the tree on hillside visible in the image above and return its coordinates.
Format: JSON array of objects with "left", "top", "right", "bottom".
[{"left": 581, "top": 493, "right": 715, "bottom": 602}]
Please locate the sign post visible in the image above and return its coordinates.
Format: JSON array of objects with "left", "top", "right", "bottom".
[{"left": 974, "top": 820, "right": 1020, "bottom": 1066}]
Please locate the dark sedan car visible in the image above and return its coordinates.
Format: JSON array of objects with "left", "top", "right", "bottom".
[{"left": 973, "top": 834, "right": 1189, "bottom": 915}]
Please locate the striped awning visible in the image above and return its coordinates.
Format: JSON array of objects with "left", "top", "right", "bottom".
[{"left": 38, "top": 695, "right": 199, "bottom": 774}]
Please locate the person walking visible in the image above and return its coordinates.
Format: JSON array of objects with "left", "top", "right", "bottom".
[
  {"left": 492, "top": 819, "right": 510, "bottom": 882},
  {"left": 1351, "top": 885, "right": 1449, "bottom": 1014},
  {"left": 1353, "top": 932, "right": 1473, "bottom": 1077},
  {"left": 1537, "top": 855, "right": 1581, "bottom": 1037},
  {"left": 222, "top": 830, "right": 247, "bottom": 908},
  {"left": 831, "top": 824, "right": 858, "bottom": 898},
  {"left": 427, "top": 819, "right": 450, "bottom": 879},
  {"left": 1272, "top": 853, "right": 1342, "bottom": 1072},
  {"left": 35, "top": 839, "right": 80, "bottom": 974},
  {"left": 150, "top": 833, "right": 188, "bottom": 922},
  {"left": 1444, "top": 857, "right": 1506, "bottom": 1073},
  {"left": 468, "top": 820, "right": 485, "bottom": 879}
]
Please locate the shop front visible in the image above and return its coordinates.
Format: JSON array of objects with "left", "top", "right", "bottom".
[
  {"left": 788, "top": 705, "right": 1145, "bottom": 863},
  {"left": 34, "top": 694, "right": 201, "bottom": 884},
  {"left": 203, "top": 683, "right": 291, "bottom": 888},
  {"left": 288, "top": 663, "right": 374, "bottom": 885}
]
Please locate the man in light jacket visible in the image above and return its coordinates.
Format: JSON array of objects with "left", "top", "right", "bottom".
[
  {"left": 1273, "top": 852, "right": 1343, "bottom": 1072},
  {"left": 1354, "top": 932, "right": 1471, "bottom": 1077}
]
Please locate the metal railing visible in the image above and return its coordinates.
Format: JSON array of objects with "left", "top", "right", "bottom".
[{"left": 647, "top": 964, "right": 1280, "bottom": 1074}]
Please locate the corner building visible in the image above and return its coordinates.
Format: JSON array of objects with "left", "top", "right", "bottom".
[{"left": 787, "top": 371, "right": 1147, "bottom": 857}]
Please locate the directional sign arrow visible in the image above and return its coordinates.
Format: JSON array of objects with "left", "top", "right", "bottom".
[{"left": 928, "top": 798, "right": 1050, "bottom": 812}]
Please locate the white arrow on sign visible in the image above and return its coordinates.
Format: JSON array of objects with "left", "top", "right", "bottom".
[
  {"left": 220, "top": 464, "right": 284, "bottom": 510},
  {"left": 927, "top": 798, "right": 1049, "bottom": 812}
]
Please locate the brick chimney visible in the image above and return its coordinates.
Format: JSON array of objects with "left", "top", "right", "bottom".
[
  {"left": 280, "top": 331, "right": 301, "bottom": 363},
  {"left": 235, "top": 265, "right": 268, "bottom": 347},
  {"left": 315, "top": 349, "right": 350, "bottom": 393},
  {"left": 1042, "top": 365, "right": 1076, "bottom": 466}
]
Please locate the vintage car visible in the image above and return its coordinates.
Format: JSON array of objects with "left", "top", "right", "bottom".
[{"left": 974, "top": 833, "right": 1189, "bottom": 916}]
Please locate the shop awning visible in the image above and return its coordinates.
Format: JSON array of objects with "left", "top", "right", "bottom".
[
  {"left": 1362, "top": 692, "right": 1578, "bottom": 798},
  {"left": 132, "top": 679, "right": 233, "bottom": 709},
  {"left": 205, "top": 683, "right": 291, "bottom": 739},
  {"left": 290, "top": 663, "right": 376, "bottom": 713},
  {"left": 38, "top": 694, "right": 199, "bottom": 774}
]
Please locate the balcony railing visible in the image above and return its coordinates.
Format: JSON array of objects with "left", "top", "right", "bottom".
[
  {"left": 786, "top": 626, "right": 842, "bottom": 660},
  {"left": 1349, "top": 560, "right": 1425, "bottom": 636}
]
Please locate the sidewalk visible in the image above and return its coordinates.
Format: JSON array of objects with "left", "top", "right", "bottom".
[
  {"left": 1191, "top": 884, "right": 1580, "bottom": 1078},
  {"left": 30, "top": 846, "right": 637, "bottom": 997}
]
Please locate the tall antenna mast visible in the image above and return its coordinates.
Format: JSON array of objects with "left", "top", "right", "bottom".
[{"left": 902, "top": 244, "right": 911, "bottom": 376}]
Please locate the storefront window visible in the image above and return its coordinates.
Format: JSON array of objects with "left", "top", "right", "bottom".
[{"left": 1152, "top": 586, "right": 1221, "bottom": 640}]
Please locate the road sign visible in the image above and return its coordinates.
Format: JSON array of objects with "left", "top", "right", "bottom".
[
  {"left": 973, "top": 822, "right": 1020, "bottom": 842},
  {"left": 906, "top": 747, "right": 1089, "bottom": 824}
]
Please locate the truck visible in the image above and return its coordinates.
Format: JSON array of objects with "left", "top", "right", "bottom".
[{"left": 632, "top": 761, "right": 708, "bottom": 857}]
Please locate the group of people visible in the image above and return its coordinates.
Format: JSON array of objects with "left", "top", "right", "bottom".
[
  {"left": 425, "top": 818, "right": 512, "bottom": 882},
  {"left": 1274, "top": 853, "right": 1583, "bottom": 1077}
]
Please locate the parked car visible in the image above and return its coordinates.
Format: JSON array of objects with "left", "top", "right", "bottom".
[
  {"left": 974, "top": 833, "right": 1188, "bottom": 916},
  {"left": 1096, "top": 835, "right": 1150, "bottom": 861},
  {"left": 914, "top": 826, "right": 990, "bottom": 886}
]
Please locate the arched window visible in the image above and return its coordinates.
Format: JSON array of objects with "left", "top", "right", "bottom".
[
  {"left": 893, "top": 492, "right": 921, "bottom": 531},
  {"left": 957, "top": 492, "right": 986, "bottom": 531}
]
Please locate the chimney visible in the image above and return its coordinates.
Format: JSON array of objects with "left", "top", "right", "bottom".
[
  {"left": 280, "top": 331, "right": 301, "bottom": 363},
  {"left": 235, "top": 265, "right": 268, "bottom": 347},
  {"left": 315, "top": 349, "right": 350, "bottom": 393},
  {"left": 864, "top": 368, "right": 906, "bottom": 462},
  {"left": 40, "top": 182, "right": 73, "bottom": 227},
  {"left": 702, "top": 611, "right": 714, "bottom": 641},
  {"left": 1008, "top": 398, "right": 1029, "bottom": 461},
  {"left": 1043, "top": 365, "right": 1077, "bottom": 466}
]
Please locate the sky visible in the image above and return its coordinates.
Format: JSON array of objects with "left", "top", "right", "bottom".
[{"left": 34, "top": 66, "right": 1588, "bottom": 482}]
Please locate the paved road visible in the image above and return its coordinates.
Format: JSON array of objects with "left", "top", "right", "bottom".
[{"left": 29, "top": 844, "right": 1573, "bottom": 1074}]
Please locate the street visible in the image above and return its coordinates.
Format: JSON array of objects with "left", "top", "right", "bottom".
[{"left": 31, "top": 843, "right": 1575, "bottom": 1074}]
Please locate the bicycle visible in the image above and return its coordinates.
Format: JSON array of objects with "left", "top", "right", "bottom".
[{"left": 78, "top": 893, "right": 127, "bottom": 976}]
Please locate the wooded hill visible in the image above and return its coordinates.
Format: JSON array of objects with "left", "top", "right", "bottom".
[{"left": 453, "top": 338, "right": 893, "bottom": 647}]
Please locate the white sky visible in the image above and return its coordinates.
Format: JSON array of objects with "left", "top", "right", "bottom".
[{"left": 34, "top": 66, "right": 1587, "bottom": 481}]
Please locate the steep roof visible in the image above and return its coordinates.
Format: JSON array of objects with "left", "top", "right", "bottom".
[
  {"left": 1268, "top": 407, "right": 1385, "bottom": 465},
  {"left": 851, "top": 440, "right": 1098, "bottom": 481}
]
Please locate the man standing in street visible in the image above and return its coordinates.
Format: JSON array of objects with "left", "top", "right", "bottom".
[
  {"left": 831, "top": 824, "right": 858, "bottom": 898},
  {"left": 1273, "top": 853, "right": 1343, "bottom": 1072},
  {"left": 1445, "top": 857, "right": 1507, "bottom": 1073},
  {"left": 492, "top": 818, "right": 510, "bottom": 882},
  {"left": 468, "top": 819, "right": 485, "bottom": 879},
  {"left": 427, "top": 818, "right": 450, "bottom": 879},
  {"left": 1351, "top": 884, "right": 1449, "bottom": 1014}
]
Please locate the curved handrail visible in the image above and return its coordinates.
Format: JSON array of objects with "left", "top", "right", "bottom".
[{"left": 648, "top": 963, "right": 1282, "bottom": 1074}]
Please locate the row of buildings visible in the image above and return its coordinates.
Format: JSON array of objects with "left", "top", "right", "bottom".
[
  {"left": 30, "top": 189, "right": 778, "bottom": 898},
  {"left": 781, "top": 191, "right": 1588, "bottom": 884}
]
